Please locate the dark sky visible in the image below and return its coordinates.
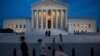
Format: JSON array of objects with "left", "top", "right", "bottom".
[{"left": 0, "top": 0, "right": 100, "bottom": 28}]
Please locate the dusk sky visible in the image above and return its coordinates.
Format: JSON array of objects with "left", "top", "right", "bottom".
[{"left": 0, "top": 0, "right": 100, "bottom": 28}]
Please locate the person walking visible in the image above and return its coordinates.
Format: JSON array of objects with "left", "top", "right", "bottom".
[
  {"left": 59, "top": 33, "right": 63, "bottom": 43},
  {"left": 37, "top": 39, "right": 48, "bottom": 56},
  {"left": 19, "top": 36, "right": 29, "bottom": 56}
]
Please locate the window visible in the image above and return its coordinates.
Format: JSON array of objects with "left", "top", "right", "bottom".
[
  {"left": 84, "top": 25, "right": 87, "bottom": 28},
  {"left": 12, "top": 24, "right": 16, "bottom": 28},
  {"left": 8, "top": 24, "right": 11, "bottom": 28},
  {"left": 89, "top": 24, "right": 91, "bottom": 28},
  {"left": 16, "top": 25, "right": 18, "bottom": 28},
  {"left": 20, "top": 25, "right": 22, "bottom": 28},
  {"left": 77, "top": 24, "right": 79, "bottom": 27},
  {"left": 23, "top": 25, "right": 26, "bottom": 28},
  {"left": 80, "top": 24, "right": 83, "bottom": 28},
  {"left": 73, "top": 24, "right": 76, "bottom": 27}
]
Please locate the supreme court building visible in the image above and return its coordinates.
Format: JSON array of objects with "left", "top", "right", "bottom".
[{"left": 3, "top": 0, "right": 96, "bottom": 35}]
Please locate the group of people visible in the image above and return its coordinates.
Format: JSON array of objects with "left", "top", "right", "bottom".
[
  {"left": 37, "top": 39, "right": 68, "bottom": 56},
  {"left": 45, "top": 30, "right": 51, "bottom": 37},
  {"left": 19, "top": 36, "right": 68, "bottom": 56}
]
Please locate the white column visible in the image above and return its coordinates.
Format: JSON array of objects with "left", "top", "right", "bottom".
[
  {"left": 56, "top": 10, "right": 58, "bottom": 29},
  {"left": 36, "top": 10, "right": 39, "bottom": 29},
  {"left": 32, "top": 10, "right": 34, "bottom": 29},
  {"left": 51, "top": 10, "right": 53, "bottom": 29},
  {"left": 60, "top": 10, "right": 63, "bottom": 29},
  {"left": 63, "top": 10, "right": 66, "bottom": 29},
  {"left": 41, "top": 10, "right": 43, "bottom": 29},
  {"left": 46, "top": 10, "right": 48, "bottom": 29}
]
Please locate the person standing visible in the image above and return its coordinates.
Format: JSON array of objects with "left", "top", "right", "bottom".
[
  {"left": 19, "top": 36, "right": 28, "bottom": 56},
  {"left": 45, "top": 30, "right": 48, "bottom": 36},
  {"left": 48, "top": 30, "right": 51, "bottom": 37},
  {"left": 59, "top": 33, "right": 63, "bottom": 43},
  {"left": 37, "top": 39, "right": 48, "bottom": 56}
]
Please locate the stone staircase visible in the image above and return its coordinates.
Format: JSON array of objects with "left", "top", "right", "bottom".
[
  {"left": 26, "top": 29, "right": 68, "bottom": 37},
  {"left": 0, "top": 33, "right": 100, "bottom": 43}
]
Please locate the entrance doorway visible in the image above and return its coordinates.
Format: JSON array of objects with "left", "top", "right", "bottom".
[{"left": 48, "top": 20, "right": 51, "bottom": 29}]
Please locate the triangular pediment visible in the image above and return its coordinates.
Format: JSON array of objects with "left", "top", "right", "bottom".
[{"left": 31, "top": 0, "right": 67, "bottom": 10}]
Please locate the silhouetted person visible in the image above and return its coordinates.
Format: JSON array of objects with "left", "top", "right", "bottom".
[
  {"left": 59, "top": 33, "right": 63, "bottom": 43},
  {"left": 48, "top": 30, "right": 51, "bottom": 37},
  {"left": 53, "top": 37, "right": 55, "bottom": 43},
  {"left": 45, "top": 30, "right": 48, "bottom": 36},
  {"left": 19, "top": 36, "right": 28, "bottom": 56}
]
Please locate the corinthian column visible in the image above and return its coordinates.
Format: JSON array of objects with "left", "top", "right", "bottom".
[
  {"left": 36, "top": 10, "right": 39, "bottom": 29},
  {"left": 32, "top": 10, "right": 34, "bottom": 29},
  {"left": 46, "top": 10, "right": 48, "bottom": 29},
  {"left": 56, "top": 10, "right": 58, "bottom": 29},
  {"left": 63, "top": 10, "right": 66, "bottom": 29},
  {"left": 51, "top": 10, "right": 53, "bottom": 29},
  {"left": 60, "top": 10, "right": 63, "bottom": 29},
  {"left": 41, "top": 10, "right": 43, "bottom": 29}
]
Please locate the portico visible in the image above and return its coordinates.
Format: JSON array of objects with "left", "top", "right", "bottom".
[
  {"left": 32, "top": 10, "right": 66, "bottom": 29},
  {"left": 31, "top": 0, "right": 67, "bottom": 30}
]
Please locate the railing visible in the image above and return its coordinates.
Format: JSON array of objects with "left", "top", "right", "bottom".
[{"left": 13, "top": 47, "right": 94, "bottom": 56}]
